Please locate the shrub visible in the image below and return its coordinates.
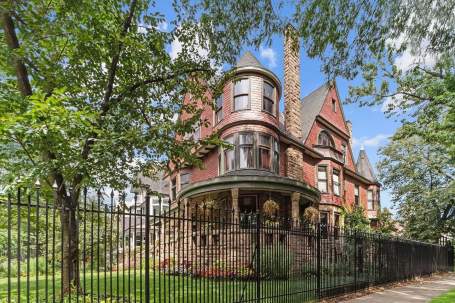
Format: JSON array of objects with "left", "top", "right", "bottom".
[{"left": 255, "top": 244, "right": 294, "bottom": 280}]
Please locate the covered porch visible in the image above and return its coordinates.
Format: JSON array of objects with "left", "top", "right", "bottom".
[{"left": 176, "top": 173, "right": 320, "bottom": 227}]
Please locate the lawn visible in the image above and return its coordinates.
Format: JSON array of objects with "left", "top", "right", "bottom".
[
  {"left": 430, "top": 288, "right": 455, "bottom": 303},
  {"left": 0, "top": 271, "right": 320, "bottom": 303}
]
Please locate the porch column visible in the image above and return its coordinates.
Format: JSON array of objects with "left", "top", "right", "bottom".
[
  {"left": 291, "top": 192, "right": 300, "bottom": 227},
  {"left": 231, "top": 188, "right": 239, "bottom": 222}
]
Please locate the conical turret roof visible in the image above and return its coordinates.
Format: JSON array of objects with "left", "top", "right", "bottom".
[
  {"left": 236, "top": 51, "right": 265, "bottom": 69},
  {"left": 356, "top": 147, "right": 377, "bottom": 182}
]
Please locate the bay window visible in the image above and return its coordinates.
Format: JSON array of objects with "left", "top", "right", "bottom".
[
  {"left": 234, "top": 78, "right": 250, "bottom": 111},
  {"left": 219, "top": 132, "right": 279, "bottom": 174},
  {"left": 317, "top": 166, "right": 328, "bottom": 193},
  {"left": 263, "top": 81, "right": 275, "bottom": 114},
  {"left": 333, "top": 169, "right": 340, "bottom": 196}
]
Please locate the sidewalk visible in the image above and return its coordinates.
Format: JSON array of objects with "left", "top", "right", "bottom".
[{"left": 343, "top": 273, "right": 455, "bottom": 302}]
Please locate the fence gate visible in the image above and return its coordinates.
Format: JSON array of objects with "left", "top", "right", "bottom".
[{"left": 0, "top": 188, "right": 452, "bottom": 302}]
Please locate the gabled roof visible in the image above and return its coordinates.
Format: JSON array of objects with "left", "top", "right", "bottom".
[
  {"left": 236, "top": 51, "right": 264, "bottom": 69},
  {"left": 356, "top": 148, "right": 377, "bottom": 182},
  {"left": 300, "top": 83, "right": 330, "bottom": 141}
]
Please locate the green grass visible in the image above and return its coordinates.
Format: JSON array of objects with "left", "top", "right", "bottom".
[
  {"left": 0, "top": 270, "right": 321, "bottom": 303},
  {"left": 430, "top": 288, "right": 455, "bottom": 303}
]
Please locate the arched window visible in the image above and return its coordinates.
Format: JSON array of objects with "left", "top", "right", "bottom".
[{"left": 318, "top": 131, "right": 334, "bottom": 147}]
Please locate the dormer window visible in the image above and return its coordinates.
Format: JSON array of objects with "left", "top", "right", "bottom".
[
  {"left": 215, "top": 94, "right": 223, "bottom": 123},
  {"left": 234, "top": 78, "right": 250, "bottom": 111},
  {"left": 318, "top": 130, "right": 334, "bottom": 147},
  {"left": 262, "top": 81, "right": 275, "bottom": 115}
]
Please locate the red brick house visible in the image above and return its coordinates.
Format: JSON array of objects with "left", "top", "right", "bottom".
[{"left": 168, "top": 30, "right": 380, "bottom": 228}]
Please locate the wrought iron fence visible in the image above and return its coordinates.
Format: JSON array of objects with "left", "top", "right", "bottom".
[{"left": 0, "top": 188, "right": 452, "bottom": 302}]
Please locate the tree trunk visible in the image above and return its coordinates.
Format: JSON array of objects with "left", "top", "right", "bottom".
[{"left": 59, "top": 193, "right": 80, "bottom": 294}]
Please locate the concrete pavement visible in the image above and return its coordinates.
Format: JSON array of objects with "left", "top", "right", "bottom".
[{"left": 343, "top": 273, "right": 455, "bottom": 302}]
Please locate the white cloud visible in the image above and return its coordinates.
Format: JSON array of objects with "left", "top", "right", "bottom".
[
  {"left": 353, "top": 133, "right": 391, "bottom": 148},
  {"left": 259, "top": 46, "right": 277, "bottom": 68},
  {"left": 157, "top": 21, "right": 168, "bottom": 32}
]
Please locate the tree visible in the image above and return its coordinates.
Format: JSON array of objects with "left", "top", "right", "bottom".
[
  {"left": 0, "top": 0, "right": 274, "bottom": 291},
  {"left": 342, "top": 206, "right": 370, "bottom": 232},
  {"left": 376, "top": 208, "right": 397, "bottom": 235},
  {"left": 377, "top": 133, "right": 455, "bottom": 242}
]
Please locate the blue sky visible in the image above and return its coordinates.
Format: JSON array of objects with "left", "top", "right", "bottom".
[{"left": 154, "top": 1, "right": 402, "bottom": 212}]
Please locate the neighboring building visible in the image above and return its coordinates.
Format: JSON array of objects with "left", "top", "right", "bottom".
[
  {"left": 123, "top": 173, "right": 169, "bottom": 247},
  {"left": 167, "top": 28, "right": 380, "bottom": 228}
]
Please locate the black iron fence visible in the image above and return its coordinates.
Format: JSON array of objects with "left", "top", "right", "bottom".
[{"left": 0, "top": 188, "right": 452, "bottom": 302}]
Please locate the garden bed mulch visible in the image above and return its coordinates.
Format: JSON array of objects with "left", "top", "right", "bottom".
[{"left": 320, "top": 272, "right": 451, "bottom": 303}]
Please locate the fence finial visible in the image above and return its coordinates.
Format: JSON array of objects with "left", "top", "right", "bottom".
[
  {"left": 52, "top": 180, "right": 58, "bottom": 190},
  {"left": 34, "top": 179, "right": 41, "bottom": 188}
]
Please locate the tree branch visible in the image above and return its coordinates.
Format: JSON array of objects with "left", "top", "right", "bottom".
[
  {"left": 112, "top": 67, "right": 211, "bottom": 103},
  {"left": 1, "top": 9, "right": 32, "bottom": 96}
]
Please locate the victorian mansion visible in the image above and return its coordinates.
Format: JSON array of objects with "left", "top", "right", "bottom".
[{"left": 166, "top": 31, "right": 380, "bottom": 228}]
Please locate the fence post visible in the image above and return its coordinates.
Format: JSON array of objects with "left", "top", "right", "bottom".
[
  {"left": 317, "top": 223, "right": 321, "bottom": 299},
  {"left": 256, "top": 211, "right": 261, "bottom": 302},
  {"left": 144, "top": 192, "right": 151, "bottom": 303},
  {"left": 354, "top": 229, "right": 357, "bottom": 293}
]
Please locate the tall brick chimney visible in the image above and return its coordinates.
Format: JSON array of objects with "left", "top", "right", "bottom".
[
  {"left": 284, "top": 25, "right": 302, "bottom": 140},
  {"left": 284, "top": 25, "right": 304, "bottom": 181}
]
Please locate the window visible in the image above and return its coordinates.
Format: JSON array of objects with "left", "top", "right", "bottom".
[
  {"left": 215, "top": 94, "right": 223, "bottom": 123},
  {"left": 320, "top": 212, "right": 328, "bottom": 239},
  {"left": 333, "top": 169, "right": 340, "bottom": 196},
  {"left": 218, "top": 153, "right": 222, "bottom": 175},
  {"left": 367, "top": 190, "right": 374, "bottom": 210},
  {"left": 332, "top": 99, "right": 336, "bottom": 112},
  {"left": 341, "top": 144, "right": 347, "bottom": 163},
  {"left": 272, "top": 139, "right": 279, "bottom": 173},
  {"left": 258, "top": 134, "right": 271, "bottom": 170},
  {"left": 354, "top": 185, "right": 360, "bottom": 206},
  {"left": 180, "top": 172, "right": 191, "bottom": 188},
  {"left": 224, "top": 136, "right": 235, "bottom": 171},
  {"left": 192, "top": 125, "right": 200, "bottom": 141},
  {"left": 219, "top": 132, "right": 279, "bottom": 174},
  {"left": 318, "top": 131, "right": 334, "bottom": 147},
  {"left": 263, "top": 81, "right": 275, "bottom": 114},
  {"left": 171, "top": 178, "right": 177, "bottom": 200},
  {"left": 317, "top": 166, "right": 328, "bottom": 193},
  {"left": 234, "top": 78, "right": 249, "bottom": 111},
  {"left": 238, "top": 133, "right": 254, "bottom": 168},
  {"left": 334, "top": 213, "right": 340, "bottom": 239}
]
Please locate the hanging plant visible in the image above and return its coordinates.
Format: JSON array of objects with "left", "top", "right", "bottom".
[
  {"left": 263, "top": 199, "right": 279, "bottom": 217},
  {"left": 303, "top": 206, "right": 319, "bottom": 224}
]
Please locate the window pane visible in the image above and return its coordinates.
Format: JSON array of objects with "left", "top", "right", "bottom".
[
  {"left": 263, "top": 82, "right": 274, "bottom": 99},
  {"left": 333, "top": 173, "right": 339, "bottom": 183},
  {"left": 367, "top": 190, "right": 373, "bottom": 200},
  {"left": 273, "top": 152, "right": 279, "bottom": 173},
  {"left": 318, "top": 181, "right": 327, "bottom": 192},
  {"left": 318, "top": 168, "right": 327, "bottom": 180},
  {"left": 215, "top": 95, "right": 223, "bottom": 109},
  {"left": 259, "top": 148, "right": 271, "bottom": 169},
  {"left": 225, "top": 149, "right": 235, "bottom": 171},
  {"left": 239, "top": 133, "right": 254, "bottom": 145},
  {"left": 355, "top": 186, "right": 359, "bottom": 196},
  {"left": 263, "top": 98, "right": 274, "bottom": 113},
  {"left": 239, "top": 146, "right": 254, "bottom": 168},
  {"left": 234, "top": 79, "right": 249, "bottom": 95},
  {"left": 216, "top": 109, "right": 223, "bottom": 123},
  {"left": 234, "top": 95, "right": 249, "bottom": 110},
  {"left": 259, "top": 134, "right": 271, "bottom": 146},
  {"left": 334, "top": 184, "right": 340, "bottom": 195}
]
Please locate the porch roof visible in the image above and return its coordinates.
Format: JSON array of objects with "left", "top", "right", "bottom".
[{"left": 177, "top": 172, "right": 320, "bottom": 205}]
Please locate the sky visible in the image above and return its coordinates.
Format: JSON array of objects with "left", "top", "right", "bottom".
[{"left": 153, "top": 1, "right": 405, "bottom": 213}]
